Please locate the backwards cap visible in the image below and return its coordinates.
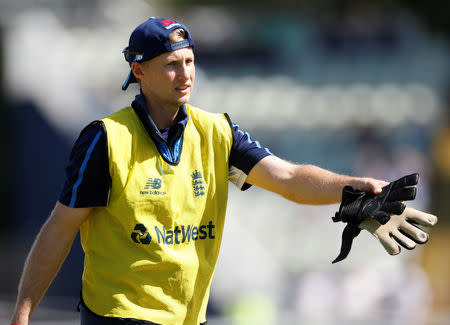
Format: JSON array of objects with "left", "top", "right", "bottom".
[{"left": 121, "top": 17, "right": 195, "bottom": 90}]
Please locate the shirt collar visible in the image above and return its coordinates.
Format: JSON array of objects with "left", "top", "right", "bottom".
[{"left": 131, "top": 93, "right": 189, "bottom": 140}]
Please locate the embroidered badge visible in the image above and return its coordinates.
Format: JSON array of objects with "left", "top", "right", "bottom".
[{"left": 191, "top": 170, "right": 205, "bottom": 197}]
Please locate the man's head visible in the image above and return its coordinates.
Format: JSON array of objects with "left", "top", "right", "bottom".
[{"left": 121, "top": 17, "right": 195, "bottom": 91}]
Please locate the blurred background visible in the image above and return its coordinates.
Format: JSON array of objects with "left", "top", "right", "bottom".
[{"left": 0, "top": 0, "right": 449, "bottom": 324}]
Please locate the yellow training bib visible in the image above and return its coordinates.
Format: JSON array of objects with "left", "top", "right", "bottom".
[{"left": 80, "top": 104, "right": 233, "bottom": 325}]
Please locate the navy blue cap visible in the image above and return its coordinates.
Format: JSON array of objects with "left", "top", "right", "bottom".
[{"left": 122, "top": 17, "right": 195, "bottom": 90}]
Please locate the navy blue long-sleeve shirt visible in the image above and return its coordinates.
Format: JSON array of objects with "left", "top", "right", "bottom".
[{"left": 59, "top": 94, "right": 272, "bottom": 207}]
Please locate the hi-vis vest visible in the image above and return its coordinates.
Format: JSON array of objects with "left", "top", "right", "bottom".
[{"left": 80, "top": 104, "right": 233, "bottom": 325}]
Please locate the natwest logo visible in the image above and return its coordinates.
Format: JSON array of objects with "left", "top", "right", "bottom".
[
  {"left": 131, "top": 224, "right": 152, "bottom": 244},
  {"left": 155, "top": 221, "right": 215, "bottom": 245},
  {"left": 130, "top": 221, "right": 216, "bottom": 245}
]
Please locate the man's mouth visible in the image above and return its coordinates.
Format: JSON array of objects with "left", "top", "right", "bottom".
[{"left": 176, "top": 85, "right": 190, "bottom": 93}]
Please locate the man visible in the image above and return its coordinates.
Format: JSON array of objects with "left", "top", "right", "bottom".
[{"left": 9, "top": 17, "right": 435, "bottom": 325}]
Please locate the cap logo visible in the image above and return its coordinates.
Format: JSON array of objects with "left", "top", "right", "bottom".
[
  {"left": 162, "top": 19, "right": 175, "bottom": 26},
  {"left": 161, "top": 18, "right": 181, "bottom": 30}
]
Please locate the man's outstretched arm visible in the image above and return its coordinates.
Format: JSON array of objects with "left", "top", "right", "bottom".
[
  {"left": 10, "top": 202, "right": 92, "bottom": 325},
  {"left": 246, "top": 155, "right": 387, "bottom": 205}
]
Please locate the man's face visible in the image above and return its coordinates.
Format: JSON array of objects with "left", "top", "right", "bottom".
[{"left": 134, "top": 47, "right": 195, "bottom": 111}]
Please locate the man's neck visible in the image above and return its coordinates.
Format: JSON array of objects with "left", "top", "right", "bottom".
[{"left": 143, "top": 95, "right": 179, "bottom": 130}]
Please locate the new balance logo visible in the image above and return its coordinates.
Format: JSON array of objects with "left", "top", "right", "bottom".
[
  {"left": 141, "top": 177, "right": 166, "bottom": 195},
  {"left": 145, "top": 178, "right": 162, "bottom": 189}
]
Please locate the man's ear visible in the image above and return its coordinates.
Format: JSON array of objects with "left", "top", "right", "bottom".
[{"left": 131, "top": 62, "right": 144, "bottom": 81}]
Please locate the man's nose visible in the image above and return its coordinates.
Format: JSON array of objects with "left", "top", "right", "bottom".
[{"left": 178, "top": 63, "right": 190, "bottom": 80}]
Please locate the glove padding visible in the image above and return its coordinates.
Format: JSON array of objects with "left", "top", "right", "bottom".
[
  {"left": 332, "top": 173, "right": 419, "bottom": 263},
  {"left": 359, "top": 206, "right": 437, "bottom": 255}
]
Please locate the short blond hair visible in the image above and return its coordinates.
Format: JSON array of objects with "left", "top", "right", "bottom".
[{"left": 169, "top": 28, "right": 187, "bottom": 43}]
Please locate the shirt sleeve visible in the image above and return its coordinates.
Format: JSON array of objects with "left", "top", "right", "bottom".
[
  {"left": 224, "top": 114, "right": 273, "bottom": 191},
  {"left": 58, "top": 121, "right": 111, "bottom": 207}
]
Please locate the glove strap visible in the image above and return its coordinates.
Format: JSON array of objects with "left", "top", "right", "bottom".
[
  {"left": 333, "top": 186, "right": 367, "bottom": 224},
  {"left": 332, "top": 224, "right": 361, "bottom": 264}
]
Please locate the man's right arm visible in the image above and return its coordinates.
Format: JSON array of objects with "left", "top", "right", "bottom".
[
  {"left": 10, "top": 203, "right": 92, "bottom": 325},
  {"left": 11, "top": 120, "right": 110, "bottom": 325}
]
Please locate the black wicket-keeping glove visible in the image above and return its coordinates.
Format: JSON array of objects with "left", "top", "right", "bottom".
[{"left": 332, "top": 173, "right": 420, "bottom": 263}]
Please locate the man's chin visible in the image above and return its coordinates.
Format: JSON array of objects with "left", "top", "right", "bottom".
[{"left": 176, "top": 95, "right": 190, "bottom": 107}]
